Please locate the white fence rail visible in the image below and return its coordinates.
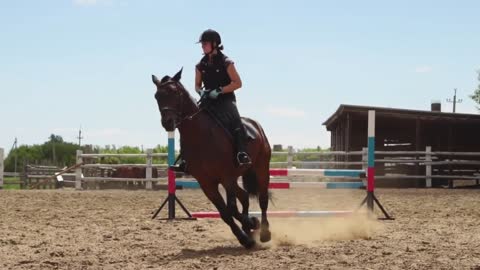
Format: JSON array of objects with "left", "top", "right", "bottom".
[
  {"left": 76, "top": 149, "right": 165, "bottom": 190},
  {"left": 2, "top": 145, "right": 480, "bottom": 190}
]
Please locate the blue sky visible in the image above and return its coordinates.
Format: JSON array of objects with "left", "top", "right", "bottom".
[{"left": 1, "top": 0, "right": 479, "bottom": 154}]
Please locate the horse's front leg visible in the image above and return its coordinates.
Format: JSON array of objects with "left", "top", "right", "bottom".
[{"left": 203, "top": 183, "right": 255, "bottom": 249}]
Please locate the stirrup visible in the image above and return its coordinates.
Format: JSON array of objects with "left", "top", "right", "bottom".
[
  {"left": 169, "top": 160, "right": 187, "bottom": 173},
  {"left": 237, "top": 152, "right": 252, "bottom": 166}
]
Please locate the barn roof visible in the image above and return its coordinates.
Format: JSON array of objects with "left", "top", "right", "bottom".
[{"left": 322, "top": 104, "right": 480, "bottom": 128}]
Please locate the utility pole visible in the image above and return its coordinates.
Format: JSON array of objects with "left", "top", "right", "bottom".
[
  {"left": 12, "top": 137, "right": 18, "bottom": 174},
  {"left": 446, "top": 88, "right": 463, "bottom": 113},
  {"left": 52, "top": 138, "right": 56, "bottom": 166},
  {"left": 77, "top": 126, "right": 84, "bottom": 146}
]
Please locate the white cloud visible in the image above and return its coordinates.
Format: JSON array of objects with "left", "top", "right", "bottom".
[
  {"left": 72, "top": 0, "right": 114, "bottom": 7},
  {"left": 265, "top": 105, "right": 306, "bottom": 118},
  {"left": 73, "top": 0, "right": 97, "bottom": 6},
  {"left": 415, "top": 65, "right": 432, "bottom": 73}
]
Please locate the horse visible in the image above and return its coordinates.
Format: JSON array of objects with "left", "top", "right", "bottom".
[
  {"left": 152, "top": 68, "right": 272, "bottom": 249},
  {"left": 111, "top": 167, "right": 158, "bottom": 179}
]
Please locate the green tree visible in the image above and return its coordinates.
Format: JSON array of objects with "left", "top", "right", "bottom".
[
  {"left": 48, "top": 134, "right": 64, "bottom": 143},
  {"left": 3, "top": 135, "right": 171, "bottom": 171},
  {"left": 4, "top": 144, "right": 44, "bottom": 172},
  {"left": 470, "top": 70, "right": 480, "bottom": 109},
  {"left": 4, "top": 135, "right": 80, "bottom": 171}
]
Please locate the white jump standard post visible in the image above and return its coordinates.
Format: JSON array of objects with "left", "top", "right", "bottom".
[{"left": 358, "top": 110, "right": 393, "bottom": 220}]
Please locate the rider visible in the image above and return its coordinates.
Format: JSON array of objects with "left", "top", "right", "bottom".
[
  {"left": 196, "top": 29, "right": 252, "bottom": 167},
  {"left": 171, "top": 29, "right": 252, "bottom": 172}
]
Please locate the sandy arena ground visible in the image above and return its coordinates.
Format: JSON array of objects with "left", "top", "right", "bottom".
[{"left": 1, "top": 188, "right": 480, "bottom": 270}]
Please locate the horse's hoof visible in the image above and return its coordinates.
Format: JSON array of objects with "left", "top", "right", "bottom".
[
  {"left": 241, "top": 237, "right": 256, "bottom": 249},
  {"left": 242, "top": 225, "right": 252, "bottom": 236},
  {"left": 250, "top": 217, "right": 260, "bottom": 230},
  {"left": 260, "top": 230, "right": 271, "bottom": 243}
]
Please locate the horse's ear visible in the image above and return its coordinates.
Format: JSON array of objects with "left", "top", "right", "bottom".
[
  {"left": 172, "top": 67, "right": 183, "bottom": 81},
  {"left": 152, "top": 74, "right": 160, "bottom": 86}
]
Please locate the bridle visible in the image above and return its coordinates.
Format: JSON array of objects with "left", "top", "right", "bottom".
[{"left": 157, "top": 80, "right": 206, "bottom": 128}]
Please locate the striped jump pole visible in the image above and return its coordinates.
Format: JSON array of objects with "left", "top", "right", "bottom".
[
  {"left": 270, "top": 168, "right": 364, "bottom": 177},
  {"left": 176, "top": 179, "right": 364, "bottom": 190},
  {"left": 157, "top": 111, "right": 392, "bottom": 220},
  {"left": 367, "top": 110, "right": 375, "bottom": 211},
  {"left": 176, "top": 168, "right": 365, "bottom": 189},
  {"left": 152, "top": 131, "right": 194, "bottom": 220},
  {"left": 359, "top": 110, "right": 393, "bottom": 220},
  {"left": 192, "top": 210, "right": 354, "bottom": 219}
]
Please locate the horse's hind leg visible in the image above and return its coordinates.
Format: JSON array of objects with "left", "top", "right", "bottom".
[
  {"left": 259, "top": 191, "right": 271, "bottom": 242},
  {"left": 203, "top": 183, "right": 255, "bottom": 249},
  {"left": 256, "top": 168, "right": 271, "bottom": 243}
]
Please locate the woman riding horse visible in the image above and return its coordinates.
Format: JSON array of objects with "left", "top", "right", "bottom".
[
  {"left": 152, "top": 31, "right": 272, "bottom": 247},
  {"left": 171, "top": 29, "right": 252, "bottom": 172},
  {"left": 152, "top": 69, "right": 272, "bottom": 248}
]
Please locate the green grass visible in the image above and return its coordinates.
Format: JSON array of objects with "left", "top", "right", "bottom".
[{"left": 3, "top": 177, "right": 21, "bottom": 190}]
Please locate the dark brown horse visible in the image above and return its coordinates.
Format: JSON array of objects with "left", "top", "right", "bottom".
[
  {"left": 111, "top": 167, "right": 158, "bottom": 179},
  {"left": 152, "top": 68, "right": 271, "bottom": 249}
]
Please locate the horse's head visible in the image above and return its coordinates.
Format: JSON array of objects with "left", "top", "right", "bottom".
[{"left": 152, "top": 68, "right": 188, "bottom": 131}]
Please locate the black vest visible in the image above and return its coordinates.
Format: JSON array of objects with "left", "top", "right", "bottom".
[{"left": 196, "top": 52, "right": 235, "bottom": 100}]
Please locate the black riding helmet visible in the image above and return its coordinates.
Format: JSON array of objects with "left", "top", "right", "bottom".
[{"left": 198, "top": 29, "right": 222, "bottom": 48}]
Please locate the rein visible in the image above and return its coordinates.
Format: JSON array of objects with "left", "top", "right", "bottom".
[{"left": 157, "top": 80, "right": 207, "bottom": 128}]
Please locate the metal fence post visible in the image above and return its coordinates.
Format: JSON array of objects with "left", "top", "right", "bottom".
[
  {"left": 75, "top": 150, "right": 83, "bottom": 190},
  {"left": 287, "top": 146, "right": 294, "bottom": 169},
  {"left": 425, "top": 146, "right": 432, "bottom": 188}
]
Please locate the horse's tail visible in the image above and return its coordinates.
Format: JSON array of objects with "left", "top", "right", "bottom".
[
  {"left": 241, "top": 117, "right": 271, "bottom": 198},
  {"left": 242, "top": 168, "right": 258, "bottom": 197},
  {"left": 242, "top": 169, "right": 275, "bottom": 205}
]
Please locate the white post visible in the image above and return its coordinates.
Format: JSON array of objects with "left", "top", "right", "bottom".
[
  {"left": 362, "top": 147, "right": 368, "bottom": 187},
  {"left": 287, "top": 146, "right": 294, "bottom": 169},
  {"left": 0, "top": 148, "right": 4, "bottom": 189},
  {"left": 146, "top": 149, "right": 153, "bottom": 190},
  {"left": 425, "top": 146, "right": 432, "bottom": 188},
  {"left": 75, "top": 150, "right": 83, "bottom": 190}
]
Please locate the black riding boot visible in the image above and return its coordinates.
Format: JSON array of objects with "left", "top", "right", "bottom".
[
  {"left": 234, "top": 127, "right": 252, "bottom": 167},
  {"left": 169, "top": 148, "right": 188, "bottom": 173}
]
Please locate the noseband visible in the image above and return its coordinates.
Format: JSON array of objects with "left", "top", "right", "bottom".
[{"left": 157, "top": 80, "right": 204, "bottom": 128}]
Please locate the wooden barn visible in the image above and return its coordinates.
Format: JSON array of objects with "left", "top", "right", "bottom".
[{"left": 323, "top": 104, "right": 480, "bottom": 187}]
